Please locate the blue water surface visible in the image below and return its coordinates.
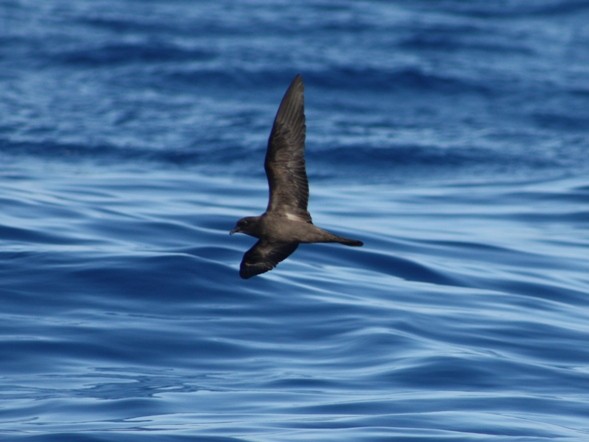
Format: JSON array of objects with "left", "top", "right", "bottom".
[{"left": 1, "top": 1, "right": 589, "bottom": 441}]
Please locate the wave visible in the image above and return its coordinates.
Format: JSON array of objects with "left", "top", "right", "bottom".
[
  {"left": 410, "top": 0, "right": 589, "bottom": 18},
  {"left": 2, "top": 136, "right": 573, "bottom": 185},
  {"left": 55, "top": 42, "right": 216, "bottom": 67}
]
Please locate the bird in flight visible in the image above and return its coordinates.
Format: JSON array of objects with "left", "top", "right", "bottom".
[{"left": 231, "top": 74, "right": 363, "bottom": 279}]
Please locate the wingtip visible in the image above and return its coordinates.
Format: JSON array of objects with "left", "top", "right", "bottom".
[
  {"left": 239, "top": 266, "right": 254, "bottom": 279},
  {"left": 270, "top": 73, "right": 306, "bottom": 132},
  {"left": 239, "top": 267, "right": 266, "bottom": 279},
  {"left": 239, "top": 262, "right": 269, "bottom": 279},
  {"left": 290, "top": 73, "right": 304, "bottom": 91}
]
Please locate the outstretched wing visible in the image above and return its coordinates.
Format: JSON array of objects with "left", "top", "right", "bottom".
[
  {"left": 265, "top": 74, "right": 311, "bottom": 222},
  {"left": 240, "top": 240, "right": 298, "bottom": 279}
]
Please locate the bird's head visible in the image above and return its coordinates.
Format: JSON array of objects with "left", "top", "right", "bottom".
[{"left": 230, "top": 216, "right": 261, "bottom": 237}]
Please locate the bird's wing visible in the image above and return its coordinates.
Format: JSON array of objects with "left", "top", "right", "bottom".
[
  {"left": 240, "top": 240, "right": 299, "bottom": 279},
  {"left": 265, "top": 74, "right": 311, "bottom": 222}
]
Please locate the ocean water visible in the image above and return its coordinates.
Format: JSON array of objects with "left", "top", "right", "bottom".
[{"left": 2, "top": 0, "right": 589, "bottom": 440}]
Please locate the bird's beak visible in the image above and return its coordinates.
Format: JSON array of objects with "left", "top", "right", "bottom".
[{"left": 229, "top": 227, "right": 239, "bottom": 235}]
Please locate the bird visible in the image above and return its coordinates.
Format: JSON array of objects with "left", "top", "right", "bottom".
[{"left": 231, "top": 74, "right": 363, "bottom": 279}]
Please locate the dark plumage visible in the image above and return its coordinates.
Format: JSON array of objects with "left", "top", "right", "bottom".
[{"left": 231, "top": 75, "right": 363, "bottom": 279}]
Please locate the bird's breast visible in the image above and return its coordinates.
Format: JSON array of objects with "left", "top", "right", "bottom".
[{"left": 259, "top": 213, "right": 312, "bottom": 243}]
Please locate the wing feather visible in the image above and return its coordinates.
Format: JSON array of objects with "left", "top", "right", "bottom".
[
  {"left": 239, "top": 240, "right": 298, "bottom": 279},
  {"left": 265, "top": 75, "right": 311, "bottom": 222}
]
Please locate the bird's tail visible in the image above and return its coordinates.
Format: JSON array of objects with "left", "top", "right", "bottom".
[
  {"left": 336, "top": 237, "right": 364, "bottom": 247},
  {"left": 307, "top": 227, "right": 364, "bottom": 247},
  {"left": 323, "top": 232, "right": 363, "bottom": 247}
]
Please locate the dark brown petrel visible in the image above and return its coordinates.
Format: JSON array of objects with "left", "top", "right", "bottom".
[{"left": 231, "top": 74, "right": 363, "bottom": 279}]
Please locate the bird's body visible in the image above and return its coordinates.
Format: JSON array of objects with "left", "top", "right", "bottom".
[
  {"left": 238, "top": 213, "right": 361, "bottom": 245},
  {"left": 231, "top": 75, "right": 363, "bottom": 279}
]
